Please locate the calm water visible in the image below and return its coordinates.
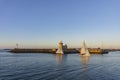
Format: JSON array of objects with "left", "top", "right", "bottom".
[{"left": 0, "top": 51, "right": 120, "bottom": 80}]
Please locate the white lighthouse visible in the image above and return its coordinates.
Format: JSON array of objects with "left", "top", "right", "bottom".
[{"left": 56, "top": 41, "right": 64, "bottom": 54}]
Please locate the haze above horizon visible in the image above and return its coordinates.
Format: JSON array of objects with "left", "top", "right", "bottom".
[{"left": 0, "top": 0, "right": 120, "bottom": 49}]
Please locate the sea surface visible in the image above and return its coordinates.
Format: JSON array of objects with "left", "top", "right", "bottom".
[{"left": 0, "top": 51, "right": 120, "bottom": 80}]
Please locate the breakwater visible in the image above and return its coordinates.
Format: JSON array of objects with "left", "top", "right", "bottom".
[
  {"left": 10, "top": 48, "right": 108, "bottom": 54},
  {"left": 10, "top": 49, "right": 57, "bottom": 53},
  {"left": 10, "top": 48, "right": 79, "bottom": 53}
]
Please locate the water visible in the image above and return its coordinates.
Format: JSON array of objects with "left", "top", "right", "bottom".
[{"left": 0, "top": 51, "right": 120, "bottom": 80}]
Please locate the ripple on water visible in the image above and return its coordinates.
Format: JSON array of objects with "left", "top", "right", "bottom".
[{"left": 1, "top": 52, "right": 120, "bottom": 80}]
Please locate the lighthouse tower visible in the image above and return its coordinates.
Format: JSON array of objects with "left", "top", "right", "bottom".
[
  {"left": 59, "top": 41, "right": 63, "bottom": 50},
  {"left": 56, "top": 41, "right": 64, "bottom": 54}
]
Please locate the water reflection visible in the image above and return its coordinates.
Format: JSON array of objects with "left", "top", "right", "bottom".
[
  {"left": 80, "top": 55, "right": 90, "bottom": 80},
  {"left": 56, "top": 54, "right": 63, "bottom": 64},
  {"left": 80, "top": 55, "right": 90, "bottom": 65},
  {"left": 56, "top": 54, "right": 67, "bottom": 64},
  {"left": 55, "top": 54, "right": 67, "bottom": 80}
]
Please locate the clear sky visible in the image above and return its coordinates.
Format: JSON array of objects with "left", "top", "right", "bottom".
[{"left": 0, "top": 0, "right": 120, "bottom": 49}]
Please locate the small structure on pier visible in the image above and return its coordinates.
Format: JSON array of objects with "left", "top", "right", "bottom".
[{"left": 56, "top": 41, "right": 65, "bottom": 54}]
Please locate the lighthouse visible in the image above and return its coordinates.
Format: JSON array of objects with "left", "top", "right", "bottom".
[
  {"left": 59, "top": 41, "right": 63, "bottom": 50},
  {"left": 56, "top": 41, "right": 64, "bottom": 54}
]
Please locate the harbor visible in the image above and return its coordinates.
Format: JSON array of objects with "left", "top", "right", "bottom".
[
  {"left": 10, "top": 48, "right": 108, "bottom": 54},
  {"left": 1, "top": 0, "right": 120, "bottom": 80},
  {"left": 10, "top": 41, "right": 108, "bottom": 54}
]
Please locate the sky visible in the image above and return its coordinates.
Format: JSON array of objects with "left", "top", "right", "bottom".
[{"left": 0, "top": 0, "right": 120, "bottom": 49}]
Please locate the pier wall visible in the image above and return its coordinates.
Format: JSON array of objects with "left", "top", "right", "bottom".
[
  {"left": 10, "top": 49, "right": 57, "bottom": 53},
  {"left": 10, "top": 48, "right": 79, "bottom": 53},
  {"left": 10, "top": 48, "right": 108, "bottom": 54}
]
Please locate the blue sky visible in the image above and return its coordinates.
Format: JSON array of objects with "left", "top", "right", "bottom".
[{"left": 0, "top": 0, "right": 120, "bottom": 49}]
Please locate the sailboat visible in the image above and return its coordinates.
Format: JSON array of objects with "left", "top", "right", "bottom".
[{"left": 80, "top": 41, "right": 90, "bottom": 56}]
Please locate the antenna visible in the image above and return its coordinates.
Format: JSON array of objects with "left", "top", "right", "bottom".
[
  {"left": 101, "top": 41, "right": 104, "bottom": 50},
  {"left": 16, "top": 43, "right": 18, "bottom": 49}
]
